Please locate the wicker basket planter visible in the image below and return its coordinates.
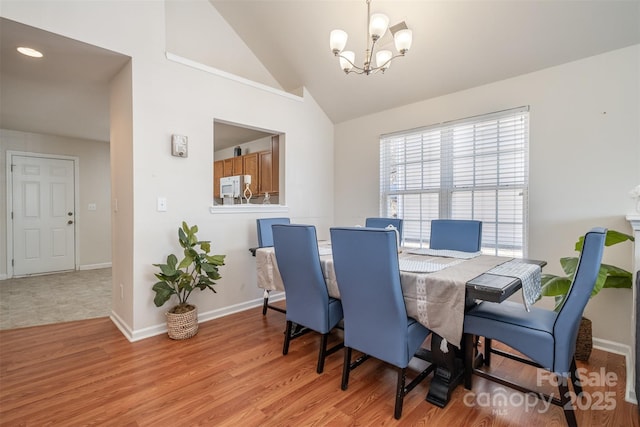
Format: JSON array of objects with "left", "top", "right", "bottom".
[
  {"left": 166, "top": 305, "right": 198, "bottom": 340},
  {"left": 575, "top": 317, "right": 592, "bottom": 361}
]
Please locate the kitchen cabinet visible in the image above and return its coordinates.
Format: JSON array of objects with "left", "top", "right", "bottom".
[
  {"left": 243, "top": 153, "right": 259, "bottom": 195},
  {"left": 213, "top": 160, "right": 223, "bottom": 198},
  {"left": 258, "top": 151, "right": 273, "bottom": 195},
  {"left": 258, "top": 136, "right": 279, "bottom": 195}
]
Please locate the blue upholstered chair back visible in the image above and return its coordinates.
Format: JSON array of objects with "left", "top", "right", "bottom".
[
  {"left": 552, "top": 227, "right": 606, "bottom": 373},
  {"left": 330, "top": 227, "right": 417, "bottom": 367},
  {"left": 430, "top": 219, "right": 482, "bottom": 252},
  {"left": 365, "top": 217, "right": 403, "bottom": 241},
  {"left": 256, "top": 217, "right": 290, "bottom": 247},
  {"left": 272, "top": 224, "right": 335, "bottom": 333}
]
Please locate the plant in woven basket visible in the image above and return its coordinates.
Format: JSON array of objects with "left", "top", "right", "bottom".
[
  {"left": 152, "top": 222, "right": 225, "bottom": 338},
  {"left": 540, "top": 229, "right": 634, "bottom": 360},
  {"left": 540, "top": 230, "right": 634, "bottom": 310}
]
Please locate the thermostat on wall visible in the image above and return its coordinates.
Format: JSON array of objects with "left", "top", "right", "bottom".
[{"left": 171, "top": 134, "right": 188, "bottom": 157}]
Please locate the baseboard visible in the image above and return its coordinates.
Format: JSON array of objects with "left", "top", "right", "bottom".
[
  {"left": 0, "top": 273, "right": 7, "bottom": 280},
  {"left": 123, "top": 297, "right": 268, "bottom": 342},
  {"left": 79, "top": 262, "right": 112, "bottom": 270},
  {"left": 109, "top": 310, "right": 135, "bottom": 341},
  {"left": 593, "top": 337, "right": 637, "bottom": 404},
  {"left": 266, "top": 291, "right": 285, "bottom": 302}
]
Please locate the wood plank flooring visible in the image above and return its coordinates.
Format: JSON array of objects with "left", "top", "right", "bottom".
[{"left": 1, "top": 304, "right": 638, "bottom": 426}]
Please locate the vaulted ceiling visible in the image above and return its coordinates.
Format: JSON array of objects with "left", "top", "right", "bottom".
[
  {"left": 1, "top": 1, "right": 638, "bottom": 142},
  {"left": 211, "top": 0, "right": 640, "bottom": 123}
]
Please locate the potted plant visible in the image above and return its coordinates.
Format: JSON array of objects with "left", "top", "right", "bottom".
[
  {"left": 152, "top": 221, "right": 226, "bottom": 339},
  {"left": 540, "top": 229, "right": 634, "bottom": 360}
]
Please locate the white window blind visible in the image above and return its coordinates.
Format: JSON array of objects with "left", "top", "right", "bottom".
[{"left": 380, "top": 107, "right": 529, "bottom": 257}]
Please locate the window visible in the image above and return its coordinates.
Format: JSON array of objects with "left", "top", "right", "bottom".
[{"left": 380, "top": 107, "right": 529, "bottom": 257}]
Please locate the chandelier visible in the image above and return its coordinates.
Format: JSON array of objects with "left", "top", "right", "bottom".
[{"left": 329, "top": 0, "right": 413, "bottom": 75}]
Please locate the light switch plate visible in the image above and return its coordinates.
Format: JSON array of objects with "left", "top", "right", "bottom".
[
  {"left": 171, "top": 134, "right": 188, "bottom": 157},
  {"left": 157, "top": 197, "right": 167, "bottom": 212}
]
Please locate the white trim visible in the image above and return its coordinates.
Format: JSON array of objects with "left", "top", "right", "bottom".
[
  {"left": 593, "top": 337, "right": 637, "bottom": 404},
  {"left": 122, "top": 297, "right": 269, "bottom": 342},
  {"left": 266, "top": 291, "right": 285, "bottom": 303},
  {"left": 5, "top": 151, "right": 80, "bottom": 278},
  {"left": 79, "top": 262, "right": 112, "bottom": 270},
  {"left": 209, "top": 204, "right": 289, "bottom": 214},
  {"left": 625, "top": 214, "right": 639, "bottom": 405},
  {"left": 0, "top": 274, "right": 7, "bottom": 281},
  {"left": 109, "top": 310, "right": 134, "bottom": 341},
  {"left": 165, "top": 52, "right": 304, "bottom": 102}
]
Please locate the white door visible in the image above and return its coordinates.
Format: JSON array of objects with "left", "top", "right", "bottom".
[{"left": 11, "top": 155, "right": 76, "bottom": 276}]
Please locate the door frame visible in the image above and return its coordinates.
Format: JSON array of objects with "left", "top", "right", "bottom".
[{"left": 5, "top": 151, "right": 80, "bottom": 278}]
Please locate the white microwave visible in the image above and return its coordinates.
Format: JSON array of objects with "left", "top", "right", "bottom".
[{"left": 220, "top": 175, "right": 242, "bottom": 198}]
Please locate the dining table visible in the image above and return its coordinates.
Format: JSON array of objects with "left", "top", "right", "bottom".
[{"left": 253, "top": 241, "right": 545, "bottom": 407}]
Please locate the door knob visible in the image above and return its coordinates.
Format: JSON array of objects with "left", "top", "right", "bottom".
[
  {"left": 68, "top": 220, "right": 74, "bottom": 225},
  {"left": 68, "top": 212, "right": 73, "bottom": 216}
]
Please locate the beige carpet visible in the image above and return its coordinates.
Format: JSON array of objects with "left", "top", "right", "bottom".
[{"left": 0, "top": 268, "right": 111, "bottom": 330}]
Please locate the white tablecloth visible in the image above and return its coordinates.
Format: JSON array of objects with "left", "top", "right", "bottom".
[{"left": 256, "top": 244, "right": 513, "bottom": 348}]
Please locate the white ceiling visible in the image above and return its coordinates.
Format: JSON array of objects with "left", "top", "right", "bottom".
[
  {"left": 1, "top": 1, "right": 639, "bottom": 143},
  {"left": 211, "top": 0, "right": 640, "bottom": 123},
  {"left": 0, "top": 18, "right": 129, "bottom": 142}
]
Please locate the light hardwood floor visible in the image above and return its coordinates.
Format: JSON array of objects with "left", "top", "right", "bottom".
[{"left": 0, "top": 303, "right": 637, "bottom": 426}]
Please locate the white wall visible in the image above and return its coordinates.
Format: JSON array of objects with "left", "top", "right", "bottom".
[
  {"left": 164, "top": 0, "right": 282, "bottom": 91},
  {"left": 0, "top": 129, "right": 112, "bottom": 276},
  {"left": 335, "top": 45, "right": 640, "bottom": 349},
  {"left": 214, "top": 136, "right": 273, "bottom": 160},
  {"left": 1, "top": 1, "right": 334, "bottom": 338}
]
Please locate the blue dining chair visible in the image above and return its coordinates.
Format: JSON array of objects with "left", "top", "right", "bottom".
[
  {"left": 272, "top": 224, "right": 344, "bottom": 374},
  {"left": 365, "top": 217, "right": 403, "bottom": 243},
  {"left": 256, "top": 217, "right": 290, "bottom": 315},
  {"left": 463, "top": 227, "right": 606, "bottom": 427},
  {"left": 330, "top": 226, "right": 434, "bottom": 419},
  {"left": 430, "top": 219, "right": 482, "bottom": 252},
  {"left": 257, "top": 217, "right": 290, "bottom": 248}
]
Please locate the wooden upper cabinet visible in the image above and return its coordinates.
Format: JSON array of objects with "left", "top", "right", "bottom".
[
  {"left": 222, "top": 158, "right": 234, "bottom": 177},
  {"left": 243, "top": 153, "right": 259, "bottom": 194},
  {"left": 258, "top": 150, "right": 273, "bottom": 195},
  {"left": 213, "top": 160, "right": 223, "bottom": 198},
  {"left": 258, "top": 136, "right": 279, "bottom": 195},
  {"left": 272, "top": 136, "right": 279, "bottom": 194},
  {"left": 232, "top": 156, "right": 243, "bottom": 175}
]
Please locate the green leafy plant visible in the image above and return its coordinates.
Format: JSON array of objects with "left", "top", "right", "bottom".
[
  {"left": 152, "top": 222, "right": 226, "bottom": 313},
  {"left": 541, "top": 229, "right": 634, "bottom": 311}
]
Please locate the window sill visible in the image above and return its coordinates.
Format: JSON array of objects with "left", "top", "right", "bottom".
[{"left": 209, "top": 204, "right": 289, "bottom": 214}]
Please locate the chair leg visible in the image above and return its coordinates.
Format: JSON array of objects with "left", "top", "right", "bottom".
[
  {"left": 341, "top": 347, "right": 352, "bottom": 390},
  {"left": 484, "top": 338, "right": 492, "bottom": 366},
  {"left": 394, "top": 367, "right": 407, "bottom": 420},
  {"left": 558, "top": 378, "right": 578, "bottom": 427},
  {"left": 464, "top": 333, "right": 474, "bottom": 390},
  {"left": 262, "top": 291, "right": 269, "bottom": 315},
  {"left": 317, "top": 333, "right": 329, "bottom": 374},
  {"left": 283, "top": 320, "right": 293, "bottom": 355},
  {"left": 570, "top": 358, "right": 583, "bottom": 395}
]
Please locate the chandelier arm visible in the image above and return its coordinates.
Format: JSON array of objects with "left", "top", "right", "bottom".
[
  {"left": 375, "top": 51, "right": 406, "bottom": 71},
  {"left": 337, "top": 53, "right": 366, "bottom": 73}
]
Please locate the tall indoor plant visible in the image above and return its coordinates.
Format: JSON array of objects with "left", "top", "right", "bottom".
[
  {"left": 540, "top": 229, "right": 634, "bottom": 359},
  {"left": 152, "top": 221, "right": 226, "bottom": 339}
]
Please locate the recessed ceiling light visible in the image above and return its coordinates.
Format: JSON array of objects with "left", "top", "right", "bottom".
[{"left": 17, "top": 47, "right": 43, "bottom": 58}]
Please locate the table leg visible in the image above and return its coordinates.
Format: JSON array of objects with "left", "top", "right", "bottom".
[{"left": 425, "top": 334, "right": 464, "bottom": 407}]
